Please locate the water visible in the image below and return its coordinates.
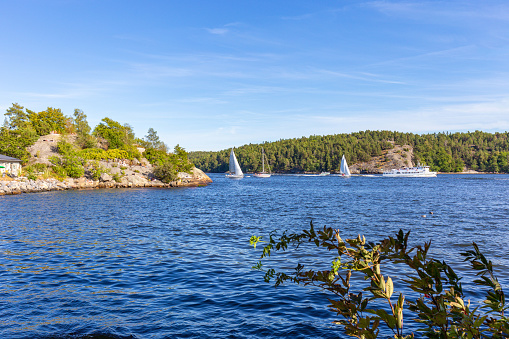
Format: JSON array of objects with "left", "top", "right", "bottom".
[{"left": 1, "top": 174, "right": 508, "bottom": 338}]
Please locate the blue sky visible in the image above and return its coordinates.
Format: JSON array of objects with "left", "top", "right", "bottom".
[{"left": 1, "top": 1, "right": 508, "bottom": 151}]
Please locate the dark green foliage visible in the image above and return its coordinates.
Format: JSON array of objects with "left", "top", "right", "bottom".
[
  {"left": 143, "top": 147, "right": 169, "bottom": 166},
  {"left": 73, "top": 109, "right": 96, "bottom": 149},
  {"left": 52, "top": 140, "right": 85, "bottom": 178},
  {"left": 152, "top": 145, "right": 194, "bottom": 183},
  {"left": 4, "top": 103, "right": 32, "bottom": 130},
  {"left": 191, "top": 131, "right": 509, "bottom": 173},
  {"left": 251, "top": 223, "right": 508, "bottom": 338},
  {"left": 153, "top": 161, "right": 177, "bottom": 183},
  {"left": 93, "top": 117, "right": 136, "bottom": 150},
  {"left": 92, "top": 117, "right": 141, "bottom": 159},
  {"left": 28, "top": 107, "right": 68, "bottom": 136},
  {"left": 0, "top": 126, "right": 38, "bottom": 164}
]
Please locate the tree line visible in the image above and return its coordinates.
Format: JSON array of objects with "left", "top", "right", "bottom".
[
  {"left": 1, "top": 103, "right": 193, "bottom": 182},
  {"left": 189, "top": 130, "right": 509, "bottom": 173}
]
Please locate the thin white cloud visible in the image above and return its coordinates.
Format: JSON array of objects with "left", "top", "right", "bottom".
[
  {"left": 365, "top": 45, "right": 476, "bottom": 69},
  {"left": 367, "top": 1, "right": 509, "bottom": 21},
  {"left": 316, "top": 69, "right": 406, "bottom": 84},
  {"left": 206, "top": 28, "right": 229, "bottom": 35},
  {"left": 307, "top": 97, "right": 509, "bottom": 134},
  {"left": 177, "top": 97, "right": 228, "bottom": 105}
]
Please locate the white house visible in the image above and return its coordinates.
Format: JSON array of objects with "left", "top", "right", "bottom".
[{"left": 0, "top": 154, "right": 22, "bottom": 177}]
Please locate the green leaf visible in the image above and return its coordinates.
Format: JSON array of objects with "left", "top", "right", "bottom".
[{"left": 386, "top": 276, "right": 394, "bottom": 299}]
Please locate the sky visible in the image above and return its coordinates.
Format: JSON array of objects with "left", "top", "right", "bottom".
[{"left": 1, "top": 0, "right": 509, "bottom": 151}]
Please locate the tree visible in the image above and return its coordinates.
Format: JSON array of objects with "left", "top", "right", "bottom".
[
  {"left": 28, "top": 107, "right": 68, "bottom": 135},
  {"left": 4, "top": 103, "right": 32, "bottom": 130},
  {"left": 145, "top": 128, "right": 161, "bottom": 149},
  {"left": 93, "top": 117, "right": 135, "bottom": 150},
  {"left": 0, "top": 127, "right": 38, "bottom": 164},
  {"left": 153, "top": 144, "right": 194, "bottom": 182},
  {"left": 72, "top": 109, "right": 95, "bottom": 149},
  {"left": 251, "top": 223, "right": 508, "bottom": 338},
  {"left": 141, "top": 127, "right": 168, "bottom": 152}
]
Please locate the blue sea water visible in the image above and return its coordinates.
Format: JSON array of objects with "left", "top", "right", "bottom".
[{"left": 0, "top": 174, "right": 508, "bottom": 338}]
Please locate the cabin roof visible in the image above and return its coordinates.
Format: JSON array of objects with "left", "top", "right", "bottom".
[{"left": 0, "top": 154, "right": 22, "bottom": 162}]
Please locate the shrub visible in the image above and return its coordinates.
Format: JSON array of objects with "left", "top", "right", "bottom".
[
  {"left": 64, "top": 155, "right": 85, "bottom": 178},
  {"left": 88, "top": 160, "right": 109, "bottom": 181},
  {"left": 57, "top": 140, "right": 76, "bottom": 155},
  {"left": 153, "top": 161, "right": 177, "bottom": 183},
  {"left": 107, "top": 148, "right": 130, "bottom": 160},
  {"left": 33, "top": 163, "right": 46, "bottom": 172},
  {"left": 52, "top": 165, "right": 67, "bottom": 179},
  {"left": 250, "top": 222, "right": 508, "bottom": 338},
  {"left": 79, "top": 148, "right": 107, "bottom": 160}
]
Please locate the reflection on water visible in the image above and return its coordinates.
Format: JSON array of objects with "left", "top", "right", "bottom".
[{"left": 0, "top": 175, "right": 508, "bottom": 338}]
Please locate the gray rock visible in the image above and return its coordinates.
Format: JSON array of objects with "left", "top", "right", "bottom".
[
  {"left": 110, "top": 167, "right": 121, "bottom": 175},
  {"left": 100, "top": 173, "right": 112, "bottom": 182}
]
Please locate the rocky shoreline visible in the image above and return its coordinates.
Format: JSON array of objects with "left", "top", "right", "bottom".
[{"left": 0, "top": 167, "right": 212, "bottom": 196}]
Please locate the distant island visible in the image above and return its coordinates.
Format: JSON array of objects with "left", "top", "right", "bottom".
[
  {"left": 189, "top": 130, "right": 509, "bottom": 174},
  {"left": 0, "top": 103, "right": 211, "bottom": 194}
]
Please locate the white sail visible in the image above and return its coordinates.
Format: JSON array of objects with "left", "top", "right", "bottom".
[
  {"left": 227, "top": 149, "right": 244, "bottom": 178},
  {"left": 340, "top": 155, "right": 351, "bottom": 177}
]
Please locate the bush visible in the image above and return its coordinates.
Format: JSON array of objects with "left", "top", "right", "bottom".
[
  {"left": 64, "top": 155, "right": 85, "bottom": 178},
  {"left": 57, "top": 140, "right": 75, "bottom": 155},
  {"left": 88, "top": 160, "right": 109, "bottom": 180},
  {"left": 250, "top": 222, "right": 508, "bottom": 338},
  {"left": 78, "top": 148, "right": 132, "bottom": 161},
  {"left": 153, "top": 161, "right": 177, "bottom": 183},
  {"left": 52, "top": 165, "right": 67, "bottom": 179},
  {"left": 33, "top": 163, "right": 46, "bottom": 172}
]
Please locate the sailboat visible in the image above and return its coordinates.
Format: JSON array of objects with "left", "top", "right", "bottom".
[
  {"left": 226, "top": 148, "right": 244, "bottom": 179},
  {"left": 253, "top": 148, "right": 271, "bottom": 178},
  {"left": 340, "top": 155, "right": 351, "bottom": 177}
]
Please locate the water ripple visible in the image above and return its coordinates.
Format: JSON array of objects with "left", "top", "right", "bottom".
[{"left": 1, "top": 174, "right": 508, "bottom": 338}]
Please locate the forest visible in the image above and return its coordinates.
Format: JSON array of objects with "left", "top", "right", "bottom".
[{"left": 189, "top": 130, "right": 509, "bottom": 173}]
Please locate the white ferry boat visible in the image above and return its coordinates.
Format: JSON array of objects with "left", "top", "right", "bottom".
[{"left": 383, "top": 164, "right": 437, "bottom": 177}]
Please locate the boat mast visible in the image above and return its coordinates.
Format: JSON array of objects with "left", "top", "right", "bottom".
[{"left": 262, "top": 148, "right": 265, "bottom": 173}]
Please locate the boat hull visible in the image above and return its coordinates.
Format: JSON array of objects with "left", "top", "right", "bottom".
[
  {"left": 383, "top": 164, "right": 437, "bottom": 178},
  {"left": 226, "top": 174, "right": 244, "bottom": 179},
  {"left": 382, "top": 173, "right": 437, "bottom": 177},
  {"left": 253, "top": 173, "right": 271, "bottom": 178}
]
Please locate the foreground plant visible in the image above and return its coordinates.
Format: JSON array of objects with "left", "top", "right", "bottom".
[{"left": 250, "top": 222, "right": 508, "bottom": 338}]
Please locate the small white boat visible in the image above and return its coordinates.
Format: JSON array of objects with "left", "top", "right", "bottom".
[
  {"left": 383, "top": 164, "right": 437, "bottom": 177},
  {"left": 253, "top": 147, "right": 271, "bottom": 178},
  {"left": 319, "top": 172, "right": 330, "bottom": 176},
  {"left": 340, "top": 155, "right": 351, "bottom": 178},
  {"left": 226, "top": 149, "right": 244, "bottom": 179}
]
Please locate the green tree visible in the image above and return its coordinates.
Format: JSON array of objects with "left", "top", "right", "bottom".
[
  {"left": 153, "top": 145, "right": 194, "bottom": 182},
  {"left": 72, "top": 109, "right": 95, "bottom": 149},
  {"left": 4, "top": 103, "right": 32, "bottom": 130},
  {"left": 27, "top": 107, "right": 68, "bottom": 136},
  {"left": 93, "top": 117, "right": 136, "bottom": 150},
  {"left": 0, "top": 127, "right": 38, "bottom": 164},
  {"left": 143, "top": 127, "right": 168, "bottom": 151}
]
